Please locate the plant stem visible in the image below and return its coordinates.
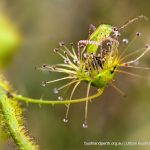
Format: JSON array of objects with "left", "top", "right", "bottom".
[
  {"left": 0, "top": 86, "right": 38, "bottom": 150},
  {"left": 13, "top": 88, "right": 104, "bottom": 105}
]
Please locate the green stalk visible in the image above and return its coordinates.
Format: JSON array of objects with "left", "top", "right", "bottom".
[
  {"left": 0, "top": 86, "right": 38, "bottom": 150},
  {"left": 13, "top": 88, "right": 104, "bottom": 105}
]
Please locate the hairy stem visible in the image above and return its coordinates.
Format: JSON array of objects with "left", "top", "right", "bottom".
[{"left": 0, "top": 86, "right": 38, "bottom": 150}]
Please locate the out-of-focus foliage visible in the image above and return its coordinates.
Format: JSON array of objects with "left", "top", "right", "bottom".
[{"left": 0, "top": 13, "right": 21, "bottom": 69}]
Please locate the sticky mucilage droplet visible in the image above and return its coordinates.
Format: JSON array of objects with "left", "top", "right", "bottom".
[{"left": 53, "top": 88, "right": 59, "bottom": 94}]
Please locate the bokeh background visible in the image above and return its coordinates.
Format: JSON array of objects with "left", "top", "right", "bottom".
[{"left": 0, "top": 0, "right": 150, "bottom": 150}]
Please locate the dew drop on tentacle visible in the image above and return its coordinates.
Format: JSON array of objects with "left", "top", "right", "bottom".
[
  {"left": 53, "top": 88, "right": 59, "bottom": 94},
  {"left": 53, "top": 48, "right": 59, "bottom": 53},
  {"left": 63, "top": 118, "right": 68, "bottom": 123},
  {"left": 112, "top": 26, "right": 118, "bottom": 31},
  {"left": 64, "top": 58, "right": 69, "bottom": 64},
  {"left": 136, "top": 32, "right": 141, "bottom": 37},
  {"left": 113, "top": 30, "right": 121, "bottom": 38},
  {"left": 122, "top": 38, "right": 129, "bottom": 44},
  {"left": 145, "top": 44, "right": 150, "bottom": 49},
  {"left": 41, "top": 64, "right": 48, "bottom": 68},
  {"left": 64, "top": 51, "right": 68, "bottom": 55},
  {"left": 41, "top": 81, "right": 47, "bottom": 87},
  {"left": 82, "top": 123, "right": 88, "bottom": 128},
  {"left": 59, "top": 41, "right": 65, "bottom": 47},
  {"left": 73, "top": 59, "right": 78, "bottom": 64},
  {"left": 58, "top": 96, "right": 63, "bottom": 101}
]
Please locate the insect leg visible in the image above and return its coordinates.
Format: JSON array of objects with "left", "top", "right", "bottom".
[
  {"left": 78, "top": 37, "right": 118, "bottom": 58},
  {"left": 88, "top": 24, "right": 96, "bottom": 37},
  {"left": 107, "top": 37, "right": 119, "bottom": 45},
  {"left": 119, "top": 15, "right": 148, "bottom": 30},
  {"left": 77, "top": 40, "right": 98, "bottom": 59}
]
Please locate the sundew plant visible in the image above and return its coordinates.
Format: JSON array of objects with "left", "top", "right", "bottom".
[
  {"left": 38, "top": 15, "right": 150, "bottom": 128},
  {"left": 0, "top": 15, "right": 150, "bottom": 149}
]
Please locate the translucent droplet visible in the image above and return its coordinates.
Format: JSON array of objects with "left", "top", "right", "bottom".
[
  {"left": 113, "top": 27, "right": 118, "bottom": 31},
  {"left": 41, "top": 81, "right": 47, "bottom": 87},
  {"left": 145, "top": 44, "right": 150, "bottom": 49},
  {"left": 42, "top": 64, "right": 47, "bottom": 68},
  {"left": 64, "top": 51, "right": 68, "bottom": 55},
  {"left": 64, "top": 59, "right": 69, "bottom": 64},
  {"left": 73, "top": 59, "right": 78, "bottom": 64},
  {"left": 59, "top": 41, "right": 65, "bottom": 47},
  {"left": 63, "top": 118, "right": 68, "bottom": 123},
  {"left": 122, "top": 38, "right": 128, "bottom": 44},
  {"left": 53, "top": 88, "right": 59, "bottom": 94},
  {"left": 113, "top": 31, "right": 120, "bottom": 37},
  {"left": 82, "top": 123, "right": 88, "bottom": 128},
  {"left": 58, "top": 96, "right": 63, "bottom": 101},
  {"left": 53, "top": 48, "right": 59, "bottom": 53},
  {"left": 136, "top": 32, "right": 141, "bottom": 36}
]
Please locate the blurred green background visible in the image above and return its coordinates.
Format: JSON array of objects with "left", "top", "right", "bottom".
[{"left": 0, "top": 0, "right": 150, "bottom": 150}]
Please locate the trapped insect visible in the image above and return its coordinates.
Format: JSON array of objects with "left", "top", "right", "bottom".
[{"left": 39, "top": 15, "right": 150, "bottom": 128}]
